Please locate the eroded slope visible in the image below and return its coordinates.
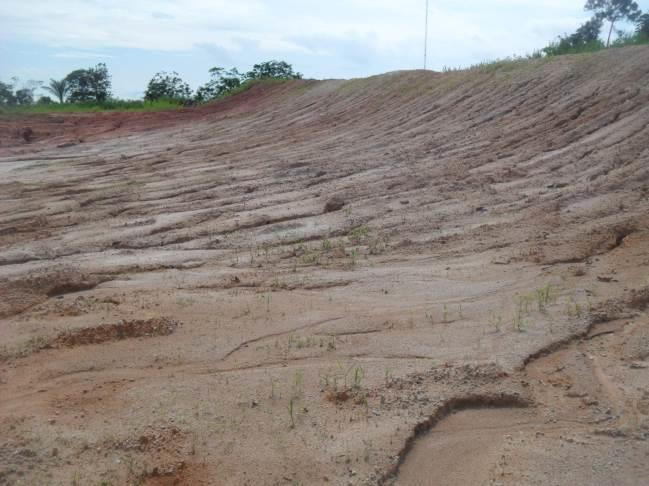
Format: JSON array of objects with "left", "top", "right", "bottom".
[{"left": 1, "top": 47, "right": 648, "bottom": 485}]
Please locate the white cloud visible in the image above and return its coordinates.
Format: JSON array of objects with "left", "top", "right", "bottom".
[
  {"left": 2, "top": 0, "right": 647, "bottom": 97},
  {"left": 0, "top": 0, "right": 595, "bottom": 55},
  {"left": 51, "top": 51, "right": 114, "bottom": 59}
]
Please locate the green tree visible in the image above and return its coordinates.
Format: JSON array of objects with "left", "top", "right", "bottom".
[
  {"left": 585, "top": 0, "right": 642, "bottom": 47},
  {"left": 543, "top": 17, "right": 605, "bottom": 56},
  {"left": 144, "top": 71, "right": 192, "bottom": 101},
  {"left": 66, "top": 63, "right": 112, "bottom": 103},
  {"left": 195, "top": 67, "right": 243, "bottom": 102},
  {"left": 194, "top": 61, "right": 302, "bottom": 103},
  {"left": 15, "top": 88, "right": 34, "bottom": 105},
  {"left": 0, "top": 78, "right": 41, "bottom": 106},
  {"left": 246, "top": 60, "right": 302, "bottom": 80},
  {"left": 637, "top": 13, "right": 649, "bottom": 37},
  {"left": 0, "top": 81, "right": 17, "bottom": 106},
  {"left": 43, "top": 78, "right": 69, "bottom": 103},
  {"left": 572, "top": 16, "right": 605, "bottom": 44}
]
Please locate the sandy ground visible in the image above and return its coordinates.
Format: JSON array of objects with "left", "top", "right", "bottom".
[{"left": 1, "top": 46, "right": 649, "bottom": 486}]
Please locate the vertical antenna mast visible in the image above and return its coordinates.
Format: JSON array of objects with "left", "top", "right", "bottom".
[{"left": 424, "top": 0, "right": 429, "bottom": 69}]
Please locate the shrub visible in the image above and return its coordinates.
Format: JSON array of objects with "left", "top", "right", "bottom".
[
  {"left": 66, "top": 63, "right": 111, "bottom": 103},
  {"left": 543, "top": 17, "right": 605, "bottom": 56},
  {"left": 194, "top": 68, "right": 243, "bottom": 102},
  {"left": 144, "top": 71, "right": 192, "bottom": 102}
]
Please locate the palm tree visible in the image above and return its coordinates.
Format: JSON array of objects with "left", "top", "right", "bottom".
[{"left": 43, "top": 78, "right": 69, "bottom": 103}]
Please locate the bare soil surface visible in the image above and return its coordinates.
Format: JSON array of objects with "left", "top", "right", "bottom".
[{"left": 1, "top": 47, "right": 649, "bottom": 486}]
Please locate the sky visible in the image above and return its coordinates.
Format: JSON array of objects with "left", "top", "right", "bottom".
[{"left": 1, "top": 0, "right": 647, "bottom": 99}]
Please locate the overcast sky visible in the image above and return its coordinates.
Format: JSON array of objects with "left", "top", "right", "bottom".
[{"left": 1, "top": 0, "right": 647, "bottom": 98}]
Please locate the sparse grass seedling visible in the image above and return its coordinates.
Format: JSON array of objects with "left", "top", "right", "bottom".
[
  {"left": 384, "top": 368, "right": 393, "bottom": 386},
  {"left": 363, "top": 439, "right": 373, "bottom": 463},
  {"left": 348, "top": 225, "right": 370, "bottom": 244},
  {"left": 288, "top": 397, "right": 296, "bottom": 428},
  {"left": 352, "top": 366, "right": 364, "bottom": 390},
  {"left": 513, "top": 296, "right": 527, "bottom": 332},
  {"left": 489, "top": 310, "right": 503, "bottom": 332},
  {"left": 292, "top": 369, "right": 304, "bottom": 397},
  {"left": 327, "top": 336, "right": 336, "bottom": 351},
  {"left": 348, "top": 248, "right": 360, "bottom": 268},
  {"left": 176, "top": 296, "right": 195, "bottom": 307},
  {"left": 536, "top": 284, "right": 552, "bottom": 312},
  {"left": 575, "top": 302, "right": 582, "bottom": 317},
  {"left": 269, "top": 377, "right": 277, "bottom": 399}
]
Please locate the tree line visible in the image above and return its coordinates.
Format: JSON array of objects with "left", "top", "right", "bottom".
[
  {"left": 1, "top": 63, "right": 112, "bottom": 107},
  {"left": 542, "top": 0, "right": 648, "bottom": 55},
  {"left": 0, "top": 60, "right": 300, "bottom": 108},
  {"left": 144, "top": 60, "right": 302, "bottom": 103}
]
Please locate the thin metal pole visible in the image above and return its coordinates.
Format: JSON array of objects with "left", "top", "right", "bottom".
[{"left": 424, "top": 0, "right": 429, "bottom": 69}]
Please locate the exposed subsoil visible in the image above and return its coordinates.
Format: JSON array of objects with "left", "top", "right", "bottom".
[{"left": 1, "top": 47, "right": 648, "bottom": 485}]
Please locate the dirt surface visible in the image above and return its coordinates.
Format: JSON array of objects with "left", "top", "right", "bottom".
[{"left": 1, "top": 46, "right": 649, "bottom": 485}]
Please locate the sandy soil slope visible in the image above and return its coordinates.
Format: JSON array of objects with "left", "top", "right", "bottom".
[{"left": 1, "top": 46, "right": 648, "bottom": 486}]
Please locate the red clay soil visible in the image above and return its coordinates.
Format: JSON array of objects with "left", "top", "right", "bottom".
[
  {"left": 0, "top": 80, "right": 311, "bottom": 152},
  {"left": 1, "top": 47, "right": 649, "bottom": 486}
]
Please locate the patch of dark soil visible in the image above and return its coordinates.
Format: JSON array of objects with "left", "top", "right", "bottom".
[
  {"left": 611, "top": 224, "right": 636, "bottom": 249},
  {"left": 107, "top": 426, "right": 184, "bottom": 453},
  {"left": 590, "top": 299, "right": 629, "bottom": 324},
  {"left": 0, "top": 270, "right": 108, "bottom": 319},
  {"left": 20, "top": 127, "right": 34, "bottom": 143},
  {"left": 628, "top": 287, "right": 649, "bottom": 310},
  {"left": 0, "top": 318, "right": 180, "bottom": 362},
  {"left": 54, "top": 318, "right": 180, "bottom": 347},
  {"left": 284, "top": 280, "right": 352, "bottom": 291},
  {"left": 326, "top": 390, "right": 352, "bottom": 404},
  {"left": 46, "top": 280, "right": 103, "bottom": 297},
  {"left": 143, "top": 461, "right": 209, "bottom": 486},
  {"left": 324, "top": 196, "right": 345, "bottom": 213}
]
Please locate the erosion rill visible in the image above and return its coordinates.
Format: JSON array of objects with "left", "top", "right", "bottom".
[{"left": 1, "top": 47, "right": 648, "bottom": 485}]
